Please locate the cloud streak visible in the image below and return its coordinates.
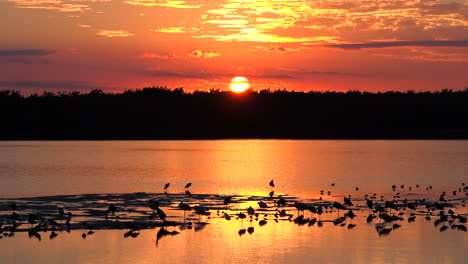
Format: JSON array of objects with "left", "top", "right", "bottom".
[
  {"left": 0, "top": 80, "right": 106, "bottom": 90},
  {"left": 189, "top": 50, "right": 221, "bottom": 58},
  {"left": 0, "top": 49, "right": 56, "bottom": 56},
  {"left": 326, "top": 40, "right": 468, "bottom": 50},
  {"left": 96, "top": 30, "right": 134, "bottom": 38},
  {"left": 147, "top": 70, "right": 216, "bottom": 79}
]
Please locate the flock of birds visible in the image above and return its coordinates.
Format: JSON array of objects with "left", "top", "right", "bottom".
[{"left": 0, "top": 180, "right": 467, "bottom": 245}]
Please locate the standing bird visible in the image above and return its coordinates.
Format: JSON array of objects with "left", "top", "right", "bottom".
[
  {"left": 247, "top": 206, "right": 255, "bottom": 215},
  {"left": 316, "top": 206, "right": 323, "bottom": 220},
  {"left": 258, "top": 201, "right": 268, "bottom": 209},
  {"left": 149, "top": 200, "right": 166, "bottom": 224},
  {"left": 224, "top": 196, "right": 232, "bottom": 211},
  {"left": 156, "top": 207, "right": 167, "bottom": 224},
  {"left": 178, "top": 202, "right": 191, "bottom": 221},
  {"left": 269, "top": 180, "right": 275, "bottom": 188},
  {"left": 185, "top": 183, "right": 192, "bottom": 195},
  {"left": 163, "top": 183, "right": 170, "bottom": 194},
  {"left": 344, "top": 196, "right": 354, "bottom": 206},
  {"left": 193, "top": 205, "right": 209, "bottom": 223},
  {"left": 333, "top": 202, "right": 347, "bottom": 217}
]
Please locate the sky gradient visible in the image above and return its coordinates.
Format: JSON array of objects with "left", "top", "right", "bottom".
[{"left": 0, "top": 0, "right": 467, "bottom": 93}]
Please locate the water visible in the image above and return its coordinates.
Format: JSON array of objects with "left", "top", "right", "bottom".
[
  {"left": 1, "top": 140, "right": 467, "bottom": 197},
  {"left": 0, "top": 140, "right": 467, "bottom": 263}
]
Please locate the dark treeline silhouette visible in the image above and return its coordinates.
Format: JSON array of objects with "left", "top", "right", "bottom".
[{"left": 1, "top": 87, "right": 467, "bottom": 139}]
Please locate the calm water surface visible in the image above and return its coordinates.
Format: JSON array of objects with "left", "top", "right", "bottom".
[
  {"left": 0, "top": 140, "right": 467, "bottom": 263},
  {"left": 0, "top": 140, "right": 467, "bottom": 197}
]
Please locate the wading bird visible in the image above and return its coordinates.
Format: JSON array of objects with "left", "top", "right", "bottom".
[
  {"left": 333, "top": 202, "right": 347, "bottom": 217},
  {"left": 269, "top": 180, "right": 275, "bottom": 190},
  {"left": 164, "top": 183, "right": 170, "bottom": 194},
  {"left": 178, "top": 202, "right": 191, "bottom": 221}
]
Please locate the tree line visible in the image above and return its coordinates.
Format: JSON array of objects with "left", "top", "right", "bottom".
[{"left": 1, "top": 87, "right": 467, "bottom": 139}]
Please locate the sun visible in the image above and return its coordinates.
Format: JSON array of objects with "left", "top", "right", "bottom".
[{"left": 229, "top": 76, "right": 250, "bottom": 93}]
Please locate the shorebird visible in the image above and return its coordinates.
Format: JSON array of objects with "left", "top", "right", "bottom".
[
  {"left": 333, "top": 201, "right": 347, "bottom": 217},
  {"left": 156, "top": 207, "right": 167, "bottom": 224},
  {"left": 317, "top": 206, "right": 323, "bottom": 220},
  {"left": 258, "top": 201, "right": 268, "bottom": 209},
  {"left": 149, "top": 200, "right": 159, "bottom": 213},
  {"left": 224, "top": 196, "right": 232, "bottom": 211},
  {"left": 194, "top": 205, "right": 209, "bottom": 223},
  {"left": 344, "top": 196, "right": 353, "bottom": 206},
  {"left": 269, "top": 180, "right": 275, "bottom": 190},
  {"left": 294, "top": 202, "right": 307, "bottom": 216},
  {"left": 276, "top": 198, "right": 287, "bottom": 207},
  {"left": 247, "top": 206, "right": 255, "bottom": 215},
  {"left": 185, "top": 183, "right": 192, "bottom": 195},
  {"left": 178, "top": 202, "right": 191, "bottom": 221},
  {"left": 164, "top": 183, "right": 170, "bottom": 194},
  {"left": 149, "top": 200, "right": 166, "bottom": 224},
  {"left": 49, "top": 231, "right": 58, "bottom": 240}
]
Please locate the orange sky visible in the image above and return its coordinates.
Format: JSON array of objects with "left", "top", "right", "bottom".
[{"left": 0, "top": 0, "right": 467, "bottom": 93}]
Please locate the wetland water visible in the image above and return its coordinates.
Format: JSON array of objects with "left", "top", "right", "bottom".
[{"left": 0, "top": 140, "right": 467, "bottom": 263}]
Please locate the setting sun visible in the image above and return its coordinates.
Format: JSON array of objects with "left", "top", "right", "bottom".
[{"left": 229, "top": 76, "right": 250, "bottom": 93}]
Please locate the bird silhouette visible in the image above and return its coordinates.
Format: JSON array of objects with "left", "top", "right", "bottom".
[
  {"left": 269, "top": 180, "right": 275, "bottom": 187},
  {"left": 333, "top": 202, "right": 347, "bottom": 217},
  {"left": 178, "top": 202, "right": 191, "bottom": 221},
  {"left": 156, "top": 207, "right": 167, "bottom": 223},
  {"left": 49, "top": 231, "right": 58, "bottom": 240},
  {"left": 164, "top": 183, "right": 170, "bottom": 194},
  {"left": 194, "top": 205, "right": 209, "bottom": 223},
  {"left": 247, "top": 206, "right": 255, "bottom": 215},
  {"left": 344, "top": 196, "right": 353, "bottom": 206},
  {"left": 294, "top": 202, "right": 307, "bottom": 216},
  {"left": 223, "top": 196, "right": 232, "bottom": 211}
]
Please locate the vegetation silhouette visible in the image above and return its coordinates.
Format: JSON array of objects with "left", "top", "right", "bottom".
[{"left": 0, "top": 87, "right": 467, "bottom": 139}]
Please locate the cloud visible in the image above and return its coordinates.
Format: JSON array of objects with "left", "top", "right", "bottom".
[
  {"left": 139, "top": 52, "right": 178, "bottom": 59},
  {"left": 146, "top": 69, "right": 215, "bottom": 79},
  {"left": 203, "top": 52, "right": 221, "bottom": 58},
  {"left": 0, "top": 80, "right": 105, "bottom": 90},
  {"left": 96, "top": 30, "right": 134, "bottom": 38},
  {"left": 0, "top": 58, "right": 49, "bottom": 64},
  {"left": 189, "top": 50, "right": 221, "bottom": 58},
  {"left": 153, "top": 27, "right": 185, "bottom": 33},
  {"left": 123, "top": 0, "right": 201, "bottom": 8},
  {"left": 8, "top": 0, "right": 88, "bottom": 12},
  {"left": 251, "top": 74, "right": 295, "bottom": 79},
  {"left": 251, "top": 46, "right": 301, "bottom": 53},
  {"left": 152, "top": 27, "right": 199, "bottom": 33},
  {"left": 326, "top": 40, "right": 468, "bottom": 50},
  {"left": 0, "top": 49, "right": 56, "bottom": 56}
]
